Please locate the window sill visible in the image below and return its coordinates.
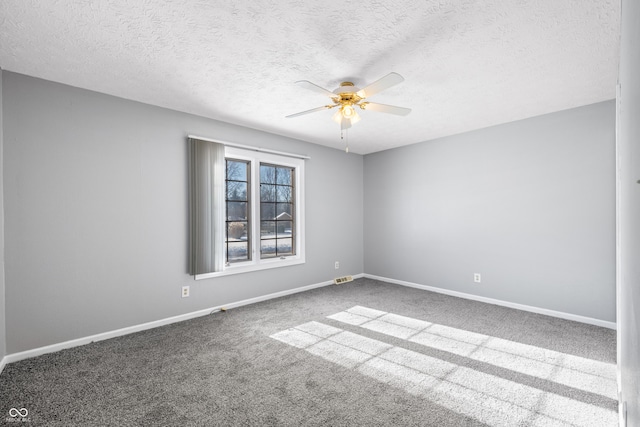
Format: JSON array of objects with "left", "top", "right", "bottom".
[{"left": 194, "top": 256, "right": 305, "bottom": 280}]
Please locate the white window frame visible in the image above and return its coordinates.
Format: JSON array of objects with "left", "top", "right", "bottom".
[{"left": 195, "top": 146, "right": 305, "bottom": 279}]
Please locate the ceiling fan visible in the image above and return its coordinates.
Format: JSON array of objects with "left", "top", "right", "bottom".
[{"left": 286, "top": 72, "right": 411, "bottom": 130}]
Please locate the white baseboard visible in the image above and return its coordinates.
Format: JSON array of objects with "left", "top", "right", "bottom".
[
  {"left": 0, "top": 355, "right": 7, "bottom": 376},
  {"left": 364, "top": 274, "right": 617, "bottom": 330},
  {"left": 6, "top": 271, "right": 606, "bottom": 369},
  {"left": 3, "top": 277, "right": 346, "bottom": 366}
]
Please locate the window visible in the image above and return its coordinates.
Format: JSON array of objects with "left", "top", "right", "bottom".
[
  {"left": 225, "top": 159, "right": 251, "bottom": 263},
  {"left": 259, "top": 163, "right": 295, "bottom": 259},
  {"left": 190, "top": 139, "right": 305, "bottom": 279}
]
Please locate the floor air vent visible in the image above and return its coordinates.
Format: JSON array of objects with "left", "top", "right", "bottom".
[{"left": 333, "top": 276, "right": 353, "bottom": 285}]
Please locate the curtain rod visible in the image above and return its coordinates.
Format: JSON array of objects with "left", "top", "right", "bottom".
[{"left": 188, "top": 135, "right": 311, "bottom": 160}]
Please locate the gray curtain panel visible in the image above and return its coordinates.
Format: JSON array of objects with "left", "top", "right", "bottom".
[{"left": 189, "top": 138, "right": 224, "bottom": 275}]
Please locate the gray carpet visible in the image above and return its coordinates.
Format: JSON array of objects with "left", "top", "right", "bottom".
[{"left": 0, "top": 278, "right": 617, "bottom": 426}]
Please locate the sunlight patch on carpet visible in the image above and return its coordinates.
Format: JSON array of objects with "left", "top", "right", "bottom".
[
  {"left": 270, "top": 308, "right": 617, "bottom": 427},
  {"left": 328, "top": 306, "right": 617, "bottom": 400}
]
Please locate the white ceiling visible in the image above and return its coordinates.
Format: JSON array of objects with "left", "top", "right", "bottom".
[{"left": 0, "top": 0, "right": 620, "bottom": 154}]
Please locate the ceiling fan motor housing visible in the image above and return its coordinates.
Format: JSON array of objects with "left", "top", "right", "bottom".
[{"left": 333, "top": 82, "right": 363, "bottom": 106}]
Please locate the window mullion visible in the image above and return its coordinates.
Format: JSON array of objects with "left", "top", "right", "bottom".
[{"left": 251, "top": 158, "right": 260, "bottom": 263}]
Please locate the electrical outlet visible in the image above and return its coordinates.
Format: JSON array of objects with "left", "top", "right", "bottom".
[
  {"left": 474, "top": 273, "right": 482, "bottom": 283},
  {"left": 182, "top": 286, "right": 190, "bottom": 298},
  {"left": 335, "top": 261, "right": 340, "bottom": 269}
]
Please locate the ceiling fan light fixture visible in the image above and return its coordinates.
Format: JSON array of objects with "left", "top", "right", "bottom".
[
  {"left": 341, "top": 105, "right": 356, "bottom": 118},
  {"left": 333, "top": 107, "right": 361, "bottom": 125},
  {"left": 332, "top": 109, "right": 343, "bottom": 124}
]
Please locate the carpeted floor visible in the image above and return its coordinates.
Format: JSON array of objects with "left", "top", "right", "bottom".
[{"left": 0, "top": 278, "right": 617, "bottom": 426}]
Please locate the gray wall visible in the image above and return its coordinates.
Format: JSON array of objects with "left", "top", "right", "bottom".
[
  {"left": 0, "top": 69, "right": 5, "bottom": 362},
  {"left": 618, "top": 0, "right": 640, "bottom": 423},
  {"left": 2, "top": 72, "right": 363, "bottom": 354},
  {"left": 0, "top": 69, "right": 619, "bottom": 356},
  {"left": 364, "top": 101, "right": 616, "bottom": 322}
]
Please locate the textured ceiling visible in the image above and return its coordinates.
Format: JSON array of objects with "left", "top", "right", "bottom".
[{"left": 0, "top": 0, "right": 620, "bottom": 154}]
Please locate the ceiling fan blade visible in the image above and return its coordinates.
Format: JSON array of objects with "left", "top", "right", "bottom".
[
  {"left": 360, "top": 102, "right": 411, "bottom": 116},
  {"left": 295, "top": 80, "right": 337, "bottom": 98},
  {"left": 286, "top": 105, "right": 333, "bottom": 118},
  {"left": 356, "top": 72, "right": 405, "bottom": 99}
]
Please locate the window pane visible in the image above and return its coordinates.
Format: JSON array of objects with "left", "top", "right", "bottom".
[
  {"left": 276, "top": 167, "right": 292, "bottom": 185},
  {"left": 226, "top": 181, "right": 247, "bottom": 201},
  {"left": 277, "top": 238, "right": 293, "bottom": 256},
  {"left": 276, "top": 221, "right": 293, "bottom": 236},
  {"left": 260, "top": 165, "right": 276, "bottom": 184},
  {"left": 260, "top": 184, "right": 276, "bottom": 202},
  {"left": 261, "top": 221, "right": 275, "bottom": 237},
  {"left": 227, "top": 160, "right": 248, "bottom": 181},
  {"left": 260, "top": 202, "right": 276, "bottom": 220},
  {"left": 261, "top": 239, "right": 277, "bottom": 257},
  {"left": 225, "top": 158, "right": 251, "bottom": 264},
  {"left": 276, "top": 186, "right": 292, "bottom": 203},
  {"left": 227, "top": 221, "right": 248, "bottom": 240},
  {"left": 227, "top": 241, "right": 249, "bottom": 262},
  {"left": 226, "top": 201, "right": 248, "bottom": 220},
  {"left": 276, "top": 203, "right": 292, "bottom": 217},
  {"left": 259, "top": 164, "right": 296, "bottom": 258}
]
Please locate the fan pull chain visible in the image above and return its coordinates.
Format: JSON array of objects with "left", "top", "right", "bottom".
[
  {"left": 346, "top": 129, "right": 349, "bottom": 153},
  {"left": 341, "top": 128, "right": 349, "bottom": 153}
]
